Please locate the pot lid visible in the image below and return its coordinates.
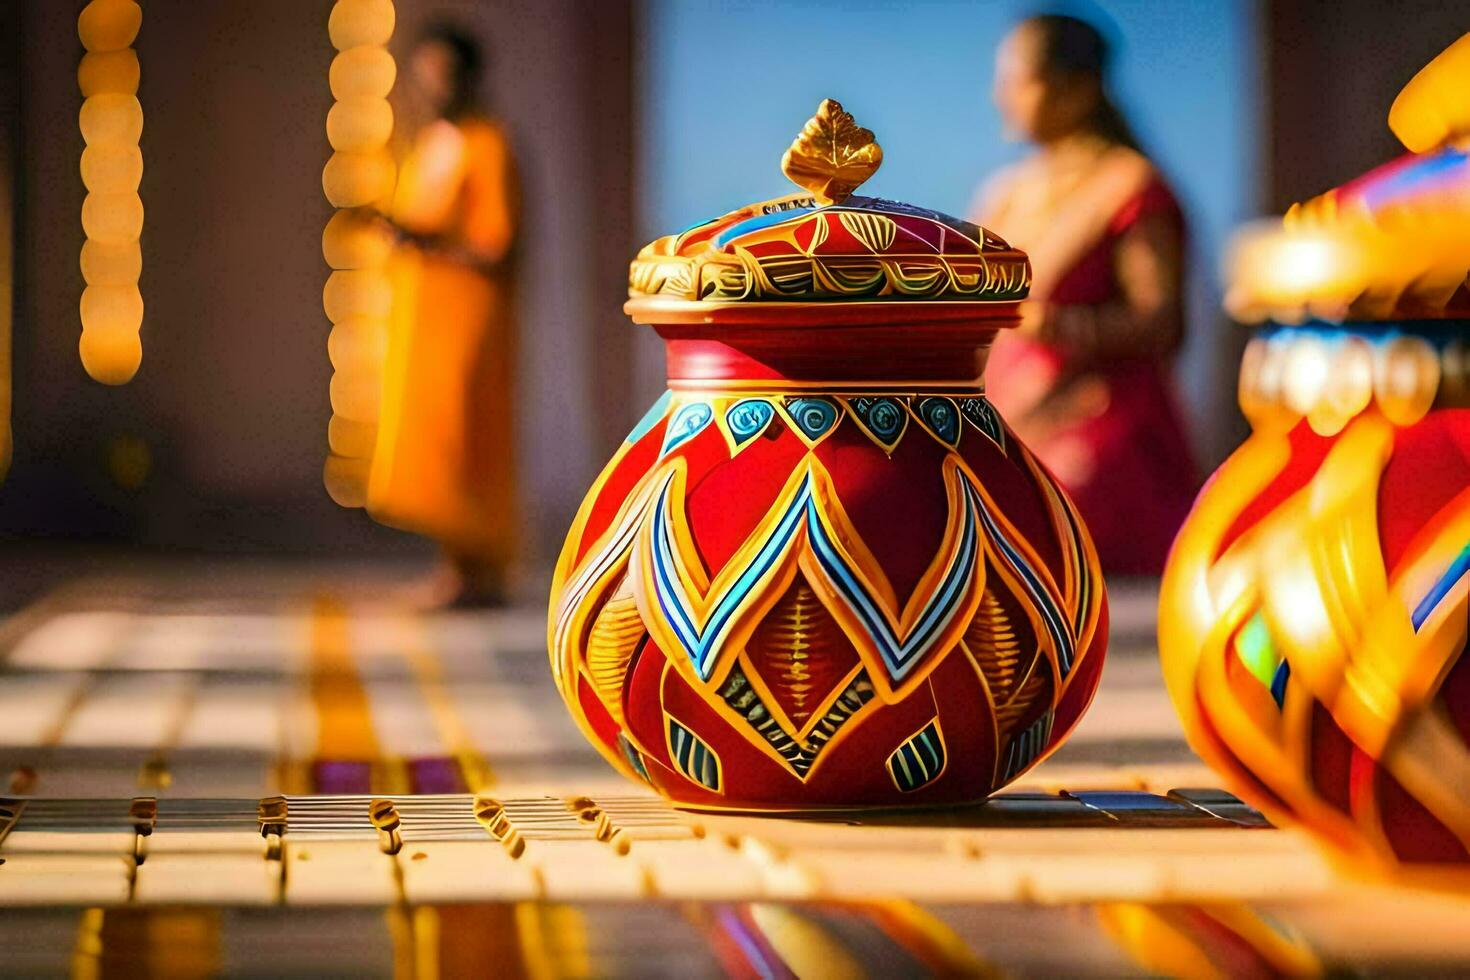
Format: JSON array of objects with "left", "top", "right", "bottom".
[{"left": 627, "top": 99, "right": 1030, "bottom": 310}]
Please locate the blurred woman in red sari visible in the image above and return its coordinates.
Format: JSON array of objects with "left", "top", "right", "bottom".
[{"left": 974, "top": 13, "right": 1197, "bottom": 576}]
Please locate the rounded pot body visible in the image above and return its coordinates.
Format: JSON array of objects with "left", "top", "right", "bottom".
[
  {"left": 550, "top": 303, "right": 1108, "bottom": 810},
  {"left": 1160, "top": 319, "right": 1470, "bottom": 878}
]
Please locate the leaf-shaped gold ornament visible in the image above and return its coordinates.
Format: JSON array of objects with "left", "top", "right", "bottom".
[{"left": 780, "top": 99, "right": 883, "bottom": 206}]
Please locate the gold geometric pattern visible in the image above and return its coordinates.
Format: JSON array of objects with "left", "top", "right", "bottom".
[
  {"left": 584, "top": 574, "right": 643, "bottom": 728},
  {"left": 838, "top": 211, "right": 897, "bottom": 252},
  {"left": 745, "top": 579, "right": 859, "bottom": 731},
  {"left": 994, "top": 658, "right": 1052, "bottom": 736},
  {"left": 964, "top": 584, "right": 1027, "bottom": 705}
]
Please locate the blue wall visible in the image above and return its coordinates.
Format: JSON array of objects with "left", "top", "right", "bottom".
[{"left": 637, "top": 0, "right": 1262, "bottom": 460}]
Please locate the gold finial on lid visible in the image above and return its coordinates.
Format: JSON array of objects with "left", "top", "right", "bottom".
[{"left": 781, "top": 98, "right": 883, "bottom": 206}]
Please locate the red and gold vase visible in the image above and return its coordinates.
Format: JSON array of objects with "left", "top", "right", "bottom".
[
  {"left": 1160, "top": 39, "right": 1470, "bottom": 879},
  {"left": 548, "top": 101, "right": 1107, "bottom": 810}
]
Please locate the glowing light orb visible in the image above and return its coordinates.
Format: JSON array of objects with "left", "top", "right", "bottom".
[
  {"left": 80, "top": 144, "right": 142, "bottom": 194},
  {"left": 328, "top": 316, "right": 387, "bottom": 370},
  {"left": 80, "top": 284, "right": 143, "bottom": 333},
  {"left": 329, "top": 373, "right": 382, "bottom": 422},
  {"left": 80, "top": 192, "right": 144, "bottom": 244},
  {"left": 78, "top": 326, "right": 142, "bottom": 386},
  {"left": 323, "top": 0, "right": 396, "bottom": 507},
  {"left": 77, "top": 0, "right": 141, "bottom": 53},
  {"left": 322, "top": 210, "right": 392, "bottom": 270},
  {"left": 328, "top": 415, "right": 378, "bottom": 458},
  {"left": 323, "top": 453, "right": 372, "bottom": 507},
  {"left": 79, "top": 94, "right": 143, "bottom": 146},
  {"left": 77, "top": 0, "right": 143, "bottom": 387},
  {"left": 326, "top": 97, "right": 394, "bottom": 153},
  {"left": 328, "top": 0, "right": 396, "bottom": 51},
  {"left": 77, "top": 49, "right": 139, "bottom": 96},
  {"left": 329, "top": 46, "right": 396, "bottom": 101},
  {"left": 322, "top": 150, "right": 395, "bottom": 209},
  {"left": 323, "top": 270, "right": 392, "bottom": 322},
  {"left": 80, "top": 239, "right": 141, "bottom": 286}
]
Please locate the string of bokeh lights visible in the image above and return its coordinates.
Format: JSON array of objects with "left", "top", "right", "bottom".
[
  {"left": 321, "top": 0, "right": 397, "bottom": 508},
  {"left": 77, "top": 0, "right": 144, "bottom": 386}
]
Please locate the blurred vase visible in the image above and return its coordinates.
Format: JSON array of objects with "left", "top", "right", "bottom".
[
  {"left": 1159, "top": 318, "right": 1470, "bottom": 879},
  {"left": 1161, "top": 29, "right": 1470, "bottom": 879},
  {"left": 547, "top": 100, "right": 1107, "bottom": 810}
]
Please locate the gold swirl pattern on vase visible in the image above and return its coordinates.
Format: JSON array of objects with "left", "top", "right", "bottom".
[{"left": 1159, "top": 411, "right": 1470, "bottom": 880}]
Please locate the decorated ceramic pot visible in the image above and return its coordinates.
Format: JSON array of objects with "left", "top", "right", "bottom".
[
  {"left": 1159, "top": 38, "right": 1470, "bottom": 879},
  {"left": 548, "top": 100, "right": 1107, "bottom": 810}
]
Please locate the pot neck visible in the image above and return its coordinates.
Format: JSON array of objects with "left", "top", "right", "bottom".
[{"left": 648, "top": 314, "right": 1016, "bottom": 392}]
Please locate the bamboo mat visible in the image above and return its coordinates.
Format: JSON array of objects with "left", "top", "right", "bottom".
[{"left": 0, "top": 565, "right": 1467, "bottom": 977}]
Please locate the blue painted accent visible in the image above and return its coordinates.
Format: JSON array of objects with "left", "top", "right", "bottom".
[
  {"left": 626, "top": 389, "right": 673, "bottom": 445},
  {"left": 887, "top": 720, "right": 945, "bottom": 792},
  {"left": 726, "top": 398, "right": 775, "bottom": 447},
  {"left": 618, "top": 734, "right": 651, "bottom": 783},
  {"left": 850, "top": 396, "right": 906, "bottom": 444},
  {"left": 711, "top": 204, "right": 822, "bottom": 248},
  {"left": 672, "top": 207, "right": 741, "bottom": 238},
  {"left": 1412, "top": 542, "right": 1470, "bottom": 631},
  {"left": 650, "top": 471, "right": 811, "bottom": 679},
  {"left": 649, "top": 465, "right": 982, "bottom": 684},
  {"left": 782, "top": 397, "right": 840, "bottom": 441},
  {"left": 1358, "top": 147, "right": 1469, "bottom": 211},
  {"left": 1002, "top": 710, "right": 1054, "bottom": 781},
  {"left": 974, "top": 495, "right": 1076, "bottom": 676},
  {"left": 1260, "top": 320, "right": 1470, "bottom": 351},
  {"left": 669, "top": 718, "right": 720, "bottom": 790},
  {"left": 706, "top": 196, "right": 992, "bottom": 253},
  {"left": 806, "top": 475, "right": 980, "bottom": 680},
  {"left": 661, "top": 401, "right": 713, "bottom": 456},
  {"left": 1270, "top": 661, "right": 1290, "bottom": 709},
  {"left": 960, "top": 397, "right": 1005, "bottom": 452},
  {"left": 917, "top": 397, "right": 961, "bottom": 446}
]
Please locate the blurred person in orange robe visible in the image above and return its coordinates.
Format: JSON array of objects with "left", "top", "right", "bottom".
[
  {"left": 973, "top": 12, "right": 1197, "bottom": 576},
  {"left": 371, "top": 22, "right": 519, "bottom": 604}
]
